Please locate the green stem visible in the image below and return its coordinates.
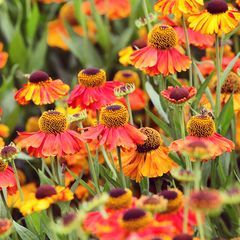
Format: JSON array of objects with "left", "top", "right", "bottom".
[
  {"left": 196, "top": 211, "right": 205, "bottom": 240},
  {"left": 12, "top": 160, "right": 23, "bottom": 201},
  {"left": 100, "top": 145, "right": 117, "bottom": 179},
  {"left": 194, "top": 161, "right": 201, "bottom": 190},
  {"left": 116, "top": 146, "right": 126, "bottom": 188},
  {"left": 215, "top": 36, "right": 222, "bottom": 120},
  {"left": 142, "top": 0, "right": 152, "bottom": 31},
  {"left": 125, "top": 94, "right": 134, "bottom": 125},
  {"left": 182, "top": 16, "right": 193, "bottom": 86},
  {"left": 183, "top": 183, "right": 190, "bottom": 233}
]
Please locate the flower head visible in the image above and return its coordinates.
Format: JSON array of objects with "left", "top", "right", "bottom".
[
  {"left": 173, "top": 234, "right": 193, "bottom": 240},
  {"left": 0, "top": 164, "right": 16, "bottom": 195},
  {"left": 221, "top": 71, "right": 240, "bottom": 94},
  {"left": 81, "top": 103, "right": 146, "bottom": 150},
  {"left": 68, "top": 68, "right": 120, "bottom": 110},
  {"left": 130, "top": 24, "right": 191, "bottom": 76},
  {"left": 0, "top": 219, "right": 12, "bottom": 239},
  {"left": 122, "top": 127, "right": 176, "bottom": 182},
  {"left": 188, "top": 0, "right": 240, "bottom": 34},
  {"left": 0, "top": 42, "right": 8, "bottom": 69},
  {"left": 161, "top": 86, "right": 196, "bottom": 104},
  {"left": 223, "top": 185, "right": 240, "bottom": 205},
  {"left": 17, "top": 111, "right": 83, "bottom": 157},
  {"left": 15, "top": 70, "right": 70, "bottom": 105},
  {"left": 113, "top": 70, "right": 140, "bottom": 88},
  {"left": 0, "top": 143, "right": 19, "bottom": 162},
  {"left": 114, "top": 83, "right": 135, "bottom": 97},
  {"left": 171, "top": 167, "right": 195, "bottom": 182}
]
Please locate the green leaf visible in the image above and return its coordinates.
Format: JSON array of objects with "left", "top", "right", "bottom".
[
  {"left": 99, "top": 165, "right": 122, "bottom": 188},
  {"left": 9, "top": 31, "right": 28, "bottom": 70},
  {"left": 13, "top": 221, "right": 39, "bottom": 240},
  {"left": 38, "top": 170, "right": 55, "bottom": 185},
  {"left": 145, "top": 81, "right": 169, "bottom": 123},
  {"left": 165, "top": 75, "right": 182, "bottom": 87},
  {"left": 217, "top": 95, "right": 234, "bottom": 135},
  {"left": 168, "top": 152, "right": 185, "bottom": 168},
  {"left": 220, "top": 52, "right": 240, "bottom": 87},
  {"left": 193, "top": 72, "right": 214, "bottom": 108},
  {"left": 145, "top": 107, "right": 172, "bottom": 137}
]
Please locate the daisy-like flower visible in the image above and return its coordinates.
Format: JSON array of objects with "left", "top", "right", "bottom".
[
  {"left": 19, "top": 185, "right": 73, "bottom": 216},
  {"left": 223, "top": 185, "right": 240, "bottom": 205},
  {"left": 130, "top": 24, "right": 191, "bottom": 76},
  {"left": 0, "top": 157, "right": 17, "bottom": 195},
  {"left": 0, "top": 219, "right": 12, "bottom": 239},
  {"left": 122, "top": 127, "right": 176, "bottom": 182},
  {"left": 189, "top": 189, "right": 223, "bottom": 214},
  {"left": 154, "top": 0, "right": 203, "bottom": 18},
  {"left": 14, "top": 71, "right": 70, "bottom": 105},
  {"left": 68, "top": 68, "right": 120, "bottom": 111},
  {"left": 171, "top": 167, "right": 195, "bottom": 183},
  {"left": 161, "top": 86, "right": 196, "bottom": 105},
  {"left": 0, "top": 42, "right": 8, "bottom": 69},
  {"left": 0, "top": 143, "right": 19, "bottom": 162},
  {"left": 16, "top": 110, "right": 83, "bottom": 158},
  {"left": 188, "top": 0, "right": 240, "bottom": 35},
  {"left": 81, "top": 103, "right": 146, "bottom": 150},
  {"left": 170, "top": 111, "right": 235, "bottom": 158}
]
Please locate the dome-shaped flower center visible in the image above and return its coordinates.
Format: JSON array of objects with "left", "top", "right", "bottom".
[
  {"left": 122, "top": 208, "right": 151, "bottom": 231},
  {"left": 39, "top": 111, "right": 67, "bottom": 134},
  {"left": 187, "top": 115, "right": 215, "bottom": 137},
  {"left": 221, "top": 72, "right": 240, "bottom": 94},
  {"left": 29, "top": 71, "right": 50, "bottom": 83},
  {"left": 109, "top": 188, "right": 126, "bottom": 198},
  {"left": 78, "top": 68, "right": 106, "bottom": 87},
  {"left": 114, "top": 70, "right": 140, "bottom": 87},
  {"left": 206, "top": 0, "right": 228, "bottom": 14},
  {"left": 35, "top": 185, "right": 57, "bottom": 199},
  {"left": 173, "top": 234, "right": 193, "bottom": 240},
  {"left": 63, "top": 213, "right": 77, "bottom": 226},
  {"left": 137, "top": 127, "right": 162, "bottom": 153},
  {"left": 100, "top": 104, "right": 129, "bottom": 128},
  {"left": 169, "top": 87, "right": 189, "bottom": 101},
  {"left": 148, "top": 25, "right": 177, "bottom": 50},
  {"left": 1, "top": 146, "right": 17, "bottom": 159},
  {"left": 0, "top": 160, "right": 8, "bottom": 172},
  {"left": 159, "top": 190, "right": 178, "bottom": 200}
]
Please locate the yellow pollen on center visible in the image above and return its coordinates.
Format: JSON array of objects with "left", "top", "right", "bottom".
[
  {"left": 39, "top": 111, "right": 67, "bottom": 134},
  {"left": 78, "top": 68, "right": 106, "bottom": 88},
  {"left": 187, "top": 115, "right": 215, "bottom": 137},
  {"left": 100, "top": 104, "right": 129, "bottom": 128},
  {"left": 148, "top": 24, "right": 177, "bottom": 50},
  {"left": 0, "top": 160, "right": 8, "bottom": 172}
]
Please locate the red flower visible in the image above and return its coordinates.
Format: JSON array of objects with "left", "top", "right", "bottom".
[
  {"left": 0, "top": 166, "right": 17, "bottom": 195},
  {"left": 16, "top": 111, "right": 83, "bottom": 158},
  {"left": 161, "top": 86, "right": 196, "bottom": 104},
  {"left": 68, "top": 68, "right": 121, "bottom": 111},
  {"left": 81, "top": 103, "right": 146, "bottom": 150},
  {"left": 130, "top": 24, "right": 191, "bottom": 76},
  {"left": 15, "top": 71, "right": 69, "bottom": 105}
]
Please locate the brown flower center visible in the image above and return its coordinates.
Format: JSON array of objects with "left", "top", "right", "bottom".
[
  {"left": 29, "top": 71, "right": 50, "bottom": 83},
  {"left": 78, "top": 68, "right": 106, "bottom": 87},
  {"left": 137, "top": 127, "right": 162, "bottom": 153},
  {"left": 1, "top": 146, "right": 17, "bottom": 159},
  {"left": 39, "top": 111, "right": 67, "bottom": 134},
  {"left": 169, "top": 87, "right": 189, "bottom": 101},
  {"left": 100, "top": 104, "right": 129, "bottom": 127},
  {"left": 63, "top": 213, "right": 77, "bottom": 226},
  {"left": 159, "top": 190, "right": 178, "bottom": 200},
  {"left": 187, "top": 115, "right": 215, "bottom": 137},
  {"left": 109, "top": 188, "right": 126, "bottom": 198},
  {"left": 206, "top": 0, "right": 228, "bottom": 14},
  {"left": 35, "top": 185, "right": 57, "bottom": 199},
  {"left": 221, "top": 72, "right": 240, "bottom": 94},
  {"left": 173, "top": 234, "right": 193, "bottom": 240},
  {"left": 148, "top": 25, "right": 177, "bottom": 50},
  {"left": 0, "top": 160, "right": 8, "bottom": 172}
]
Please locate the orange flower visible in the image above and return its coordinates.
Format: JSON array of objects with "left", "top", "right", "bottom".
[
  {"left": 38, "top": 0, "right": 65, "bottom": 3},
  {"left": 0, "top": 124, "right": 9, "bottom": 138},
  {"left": 82, "top": 0, "right": 131, "bottom": 20},
  {"left": 68, "top": 68, "right": 121, "bottom": 111},
  {"left": 81, "top": 103, "right": 146, "bottom": 150},
  {"left": 170, "top": 112, "right": 235, "bottom": 159},
  {"left": 0, "top": 219, "right": 12, "bottom": 238},
  {"left": 0, "top": 42, "right": 8, "bottom": 69},
  {"left": 161, "top": 86, "right": 196, "bottom": 105},
  {"left": 130, "top": 24, "right": 191, "bottom": 76},
  {"left": 122, "top": 127, "right": 176, "bottom": 182},
  {"left": 14, "top": 71, "right": 69, "bottom": 105},
  {"left": 154, "top": 0, "right": 203, "bottom": 18},
  {"left": 48, "top": 2, "right": 96, "bottom": 50},
  {"left": 16, "top": 111, "right": 83, "bottom": 158}
]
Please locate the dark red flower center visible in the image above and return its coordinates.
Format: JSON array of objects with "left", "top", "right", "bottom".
[
  {"left": 82, "top": 68, "right": 100, "bottom": 75},
  {"left": 143, "top": 197, "right": 160, "bottom": 205},
  {"left": 123, "top": 208, "right": 146, "bottom": 221},
  {"left": 206, "top": 0, "right": 228, "bottom": 14},
  {"left": 169, "top": 87, "right": 189, "bottom": 101},
  {"left": 159, "top": 190, "right": 178, "bottom": 200},
  {"left": 122, "top": 72, "right": 132, "bottom": 78},
  {"left": 1, "top": 146, "right": 17, "bottom": 158},
  {"left": 29, "top": 71, "right": 50, "bottom": 83},
  {"left": 63, "top": 213, "right": 77, "bottom": 226},
  {"left": 173, "top": 234, "right": 193, "bottom": 240},
  {"left": 109, "top": 188, "right": 126, "bottom": 198},
  {"left": 35, "top": 185, "right": 57, "bottom": 199},
  {"left": 106, "top": 105, "right": 121, "bottom": 111},
  {"left": 132, "top": 39, "right": 147, "bottom": 50}
]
